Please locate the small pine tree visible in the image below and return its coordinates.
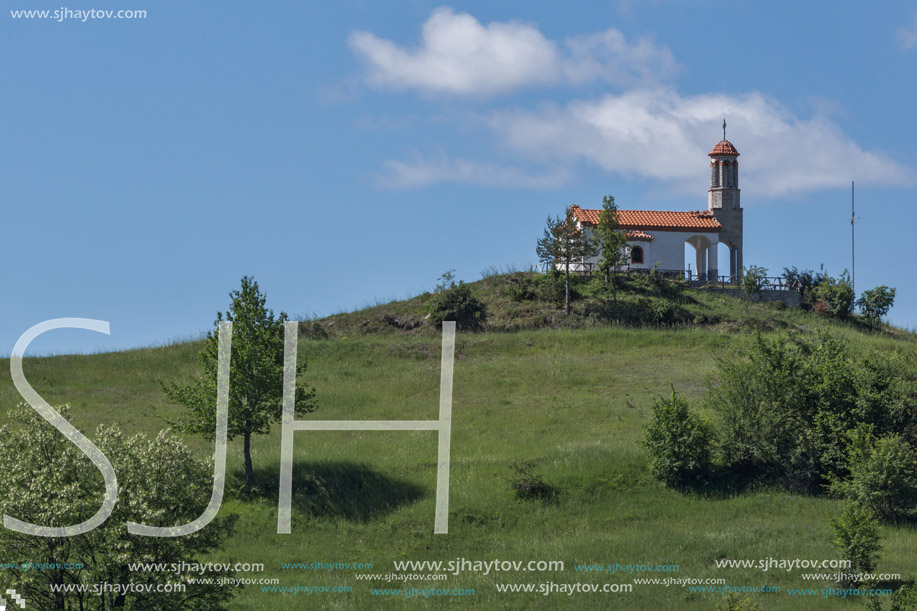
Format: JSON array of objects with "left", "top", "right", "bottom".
[
  {"left": 536, "top": 208, "right": 599, "bottom": 315},
  {"left": 596, "top": 195, "right": 629, "bottom": 303}
]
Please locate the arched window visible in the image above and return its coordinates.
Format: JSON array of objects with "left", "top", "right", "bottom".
[{"left": 631, "top": 245, "right": 644, "bottom": 264}]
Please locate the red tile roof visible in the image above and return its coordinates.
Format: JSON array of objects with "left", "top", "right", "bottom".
[
  {"left": 709, "top": 140, "right": 740, "bottom": 157},
  {"left": 570, "top": 206, "right": 721, "bottom": 233},
  {"left": 625, "top": 230, "right": 654, "bottom": 241}
]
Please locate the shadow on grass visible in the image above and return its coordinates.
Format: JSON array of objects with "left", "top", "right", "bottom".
[
  {"left": 231, "top": 461, "right": 426, "bottom": 522},
  {"left": 671, "top": 463, "right": 775, "bottom": 499}
]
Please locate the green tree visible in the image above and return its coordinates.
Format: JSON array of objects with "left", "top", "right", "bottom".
[
  {"left": 709, "top": 329, "right": 917, "bottom": 493},
  {"left": 643, "top": 390, "right": 713, "bottom": 489},
  {"left": 596, "top": 195, "right": 629, "bottom": 303},
  {"left": 832, "top": 434, "right": 917, "bottom": 522},
  {"left": 536, "top": 208, "right": 599, "bottom": 315},
  {"left": 709, "top": 332, "right": 861, "bottom": 491},
  {"left": 166, "top": 276, "right": 316, "bottom": 488},
  {"left": 0, "top": 405, "right": 237, "bottom": 610},
  {"left": 831, "top": 501, "right": 881, "bottom": 587},
  {"left": 741, "top": 265, "right": 768, "bottom": 300},
  {"left": 814, "top": 270, "right": 855, "bottom": 318},
  {"left": 858, "top": 286, "right": 897, "bottom": 325},
  {"left": 866, "top": 583, "right": 917, "bottom": 611},
  {"left": 783, "top": 265, "right": 828, "bottom": 310}
]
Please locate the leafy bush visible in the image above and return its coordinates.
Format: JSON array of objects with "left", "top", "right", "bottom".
[
  {"left": 509, "top": 462, "right": 557, "bottom": 502},
  {"left": 535, "top": 269, "right": 567, "bottom": 306},
  {"left": 833, "top": 434, "right": 917, "bottom": 522},
  {"left": 886, "top": 583, "right": 917, "bottom": 610},
  {"left": 428, "top": 281, "right": 487, "bottom": 330},
  {"left": 623, "top": 265, "right": 686, "bottom": 300},
  {"left": 435, "top": 269, "right": 457, "bottom": 293},
  {"left": 831, "top": 502, "right": 880, "bottom": 587},
  {"left": 742, "top": 265, "right": 768, "bottom": 299},
  {"left": 784, "top": 266, "right": 828, "bottom": 310},
  {"left": 690, "top": 325, "right": 917, "bottom": 499},
  {"left": 814, "top": 270, "right": 855, "bottom": 318},
  {"left": 858, "top": 286, "right": 897, "bottom": 324},
  {"left": 644, "top": 391, "right": 713, "bottom": 488},
  {"left": 0, "top": 405, "right": 238, "bottom": 610},
  {"left": 648, "top": 299, "right": 686, "bottom": 325},
  {"left": 647, "top": 263, "right": 666, "bottom": 291},
  {"left": 784, "top": 266, "right": 859, "bottom": 316},
  {"left": 708, "top": 331, "right": 917, "bottom": 494},
  {"left": 505, "top": 272, "right": 537, "bottom": 302},
  {"left": 716, "top": 593, "right": 760, "bottom": 611},
  {"left": 667, "top": 276, "right": 689, "bottom": 296},
  {"left": 300, "top": 320, "right": 329, "bottom": 339},
  {"left": 710, "top": 332, "right": 862, "bottom": 492},
  {"left": 582, "top": 272, "right": 613, "bottom": 299}
]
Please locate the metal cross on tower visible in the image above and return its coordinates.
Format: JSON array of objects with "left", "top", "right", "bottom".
[{"left": 722, "top": 118, "right": 727, "bottom": 140}]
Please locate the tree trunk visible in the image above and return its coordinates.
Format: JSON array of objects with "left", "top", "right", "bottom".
[
  {"left": 564, "top": 265, "right": 571, "bottom": 315},
  {"left": 243, "top": 431, "right": 255, "bottom": 488},
  {"left": 612, "top": 272, "right": 617, "bottom": 304}
]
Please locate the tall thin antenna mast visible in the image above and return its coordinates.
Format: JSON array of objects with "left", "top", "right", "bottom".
[{"left": 850, "top": 181, "right": 856, "bottom": 291}]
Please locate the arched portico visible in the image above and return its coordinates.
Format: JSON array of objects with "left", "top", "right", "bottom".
[
  {"left": 685, "top": 234, "right": 719, "bottom": 280},
  {"left": 718, "top": 239, "right": 742, "bottom": 280}
]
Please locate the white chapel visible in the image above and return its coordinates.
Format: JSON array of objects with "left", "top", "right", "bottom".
[{"left": 571, "top": 130, "right": 744, "bottom": 280}]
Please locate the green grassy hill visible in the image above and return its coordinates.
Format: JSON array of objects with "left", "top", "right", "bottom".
[{"left": 1, "top": 274, "right": 914, "bottom": 610}]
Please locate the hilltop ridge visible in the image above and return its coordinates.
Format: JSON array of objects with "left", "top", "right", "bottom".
[{"left": 301, "top": 271, "right": 914, "bottom": 343}]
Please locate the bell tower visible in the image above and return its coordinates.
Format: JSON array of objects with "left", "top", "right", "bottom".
[{"left": 708, "top": 120, "right": 743, "bottom": 279}]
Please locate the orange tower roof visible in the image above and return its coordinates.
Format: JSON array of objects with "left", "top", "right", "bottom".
[{"left": 709, "top": 140, "right": 739, "bottom": 157}]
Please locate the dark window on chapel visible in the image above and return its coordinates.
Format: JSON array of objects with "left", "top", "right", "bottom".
[{"left": 631, "top": 246, "right": 644, "bottom": 264}]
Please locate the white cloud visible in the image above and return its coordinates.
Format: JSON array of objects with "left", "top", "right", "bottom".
[
  {"left": 487, "top": 89, "right": 912, "bottom": 197},
  {"left": 355, "top": 8, "right": 911, "bottom": 197},
  {"left": 378, "top": 157, "right": 569, "bottom": 189},
  {"left": 348, "top": 7, "right": 676, "bottom": 97},
  {"left": 897, "top": 11, "right": 917, "bottom": 50}
]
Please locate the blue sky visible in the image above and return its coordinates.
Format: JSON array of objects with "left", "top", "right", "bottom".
[{"left": 3, "top": 1, "right": 916, "bottom": 354}]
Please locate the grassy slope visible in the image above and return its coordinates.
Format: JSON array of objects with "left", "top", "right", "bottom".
[{"left": 0, "top": 276, "right": 914, "bottom": 610}]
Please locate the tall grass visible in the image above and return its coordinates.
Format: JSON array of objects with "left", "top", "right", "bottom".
[
  {"left": 1, "top": 281, "right": 915, "bottom": 609},
  {"left": 480, "top": 263, "right": 523, "bottom": 278}
]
